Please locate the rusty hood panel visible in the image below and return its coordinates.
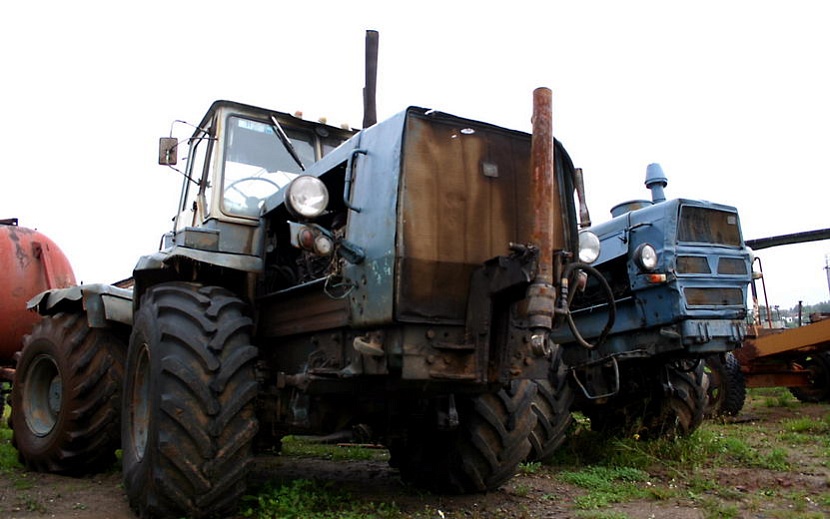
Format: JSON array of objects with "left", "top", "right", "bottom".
[{"left": 395, "top": 111, "right": 535, "bottom": 323}]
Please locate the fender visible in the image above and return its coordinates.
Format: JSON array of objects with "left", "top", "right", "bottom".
[{"left": 27, "top": 283, "right": 133, "bottom": 328}]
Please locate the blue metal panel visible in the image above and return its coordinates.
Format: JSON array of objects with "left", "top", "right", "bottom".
[{"left": 340, "top": 110, "right": 409, "bottom": 327}]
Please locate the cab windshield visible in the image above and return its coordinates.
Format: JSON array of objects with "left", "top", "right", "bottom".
[{"left": 222, "top": 115, "right": 316, "bottom": 217}]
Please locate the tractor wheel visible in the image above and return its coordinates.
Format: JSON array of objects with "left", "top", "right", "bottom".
[
  {"left": 584, "top": 361, "right": 707, "bottom": 440},
  {"left": 789, "top": 352, "right": 830, "bottom": 403},
  {"left": 10, "top": 313, "right": 124, "bottom": 474},
  {"left": 394, "top": 380, "right": 536, "bottom": 493},
  {"left": 122, "top": 283, "right": 259, "bottom": 519},
  {"left": 704, "top": 353, "right": 746, "bottom": 417},
  {"left": 638, "top": 361, "right": 707, "bottom": 439},
  {"left": 527, "top": 368, "right": 573, "bottom": 462}
]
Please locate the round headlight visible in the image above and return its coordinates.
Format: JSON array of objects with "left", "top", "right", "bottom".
[
  {"left": 578, "top": 231, "right": 601, "bottom": 264},
  {"left": 634, "top": 243, "right": 658, "bottom": 271},
  {"left": 285, "top": 176, "right": 329, "bottom": 219}
]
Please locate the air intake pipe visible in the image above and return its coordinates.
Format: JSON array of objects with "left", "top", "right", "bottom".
[{"left": 645, "top": 163, "right": 668, "bottom": 203}]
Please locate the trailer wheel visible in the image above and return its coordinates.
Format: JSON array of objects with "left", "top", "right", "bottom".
[
  {"left": 10, "top": 313, "right": 124, "bottom": 474},
  {"left": 789, "top": 352, "right": 830, "bottom": 403},
  {"left": 122, "top": 283, "right": 258, "bottom": 519},
  {"left": 394, "top": 380, "right": 536, "bottom": 493},
  {"left": 527, "top": 356, "right": 573, "bottom": 462},
  {"left": 704, "top": 353, "right": 746, "bottom": 417}
]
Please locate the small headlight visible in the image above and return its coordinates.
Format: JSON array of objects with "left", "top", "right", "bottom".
[
  {"left": 578, "top": 231, "right": 601, "bottom": 264},
  {"left": 285, "top": 175, "right": 329, "bottom": 219},
  {"left": 634, "top": 243, "right": 658, "bottom": 271},
  {"left": 313, "top": 234, "right": 334, "bottom": 256}
]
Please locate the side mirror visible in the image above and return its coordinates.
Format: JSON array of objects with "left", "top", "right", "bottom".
[{"left": 158, "top": 137, "right": 178, "bottom": 165}]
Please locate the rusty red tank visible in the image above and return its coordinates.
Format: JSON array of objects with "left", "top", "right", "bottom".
[{"left": 0, "top": 219, "right": 76, "bottom": 364}]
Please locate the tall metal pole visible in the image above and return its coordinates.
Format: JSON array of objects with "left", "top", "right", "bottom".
[{"left": 825, "top": 255, "right": 830, "bottom": 301}]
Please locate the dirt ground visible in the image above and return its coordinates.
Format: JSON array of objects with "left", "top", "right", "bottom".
[{"left": 2, "top": 397, "right": 829, "bottom": 519}]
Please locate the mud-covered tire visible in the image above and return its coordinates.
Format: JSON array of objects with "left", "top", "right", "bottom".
[
  {"left": 10, "top": 313, "right": 124, "bottom": 474},
  {"left": 638, "top": 362, "right": 707, "bottom": 439},
  {"left": 394, "top": 380, "right": 536, "bottom": 493},
  {"left": 789, "top": 352, "right": 830, "bottom": 403},
  {"left": 584, "top": 362, "right": 707, "bottom": 440},
  {"left": 122, "top": 283, "right": 259, "bottom": 519},
  {"left": 527, "top": 375, "right": 573, "bottom": 462},
  {"left": 704, "top": 353, "right": 746, "bottom": 417}
]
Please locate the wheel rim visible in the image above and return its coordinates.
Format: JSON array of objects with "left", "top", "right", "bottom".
[
  {"left": 23, "top": 354, "right": 61, "bottom": 436},
  {"left": 130, "top": 342, "right": 151, "bottom": 461},
  {"left": 704, "top": 362, "right": 723, "bottom": 412}
]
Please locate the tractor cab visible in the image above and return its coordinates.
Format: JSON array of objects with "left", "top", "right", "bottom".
[{"left": 152, "top": 101, "right": 355, "bottom": 275}]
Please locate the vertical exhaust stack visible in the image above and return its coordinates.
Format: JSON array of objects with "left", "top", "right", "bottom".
[
  {"left": 362, "top": 30, "right": 379, "bottom": 129},
  {"left": 526, "top": 87, "right": 558, "bottom": 355}
]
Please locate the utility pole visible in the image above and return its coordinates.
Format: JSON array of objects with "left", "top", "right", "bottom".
[{"left": 825, "top": 255, "right": 830, "bottom": 301}]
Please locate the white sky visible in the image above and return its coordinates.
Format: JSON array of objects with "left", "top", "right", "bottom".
[{"left": 2, "top": 1, "right": 828, "bottom": 307}]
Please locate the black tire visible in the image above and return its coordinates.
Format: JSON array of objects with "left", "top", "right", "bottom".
[
  {"left": 584, "top": 362, "right": 707, "bottom": 440},
  {"left": 10, "top": 313, "right": 124, "bottom": 474},
  {"left": 394, "top": 380, "right": 536, "bottom": 494},
  {"left": 527, "top": 371, "right": 573, "bottom": 462},
  {"left": 789, "top": 352, "right": 830, "bottom": 403},
  {"left": 639, "top": 362, "right": 707, "bottom": 439},
  {"left": 122, "top": 283, "right": 259, "bottom": 519},
  {"left": 704, "top": 353, "right": 746, "bottom": 417}
]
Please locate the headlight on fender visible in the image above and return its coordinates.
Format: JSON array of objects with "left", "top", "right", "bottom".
[
  {"left": 285, "top": 175, "right": 329, "bottom": 219},
  {"left": 578, "top": 231, "right": 601, "bottom": 264},
  {"left": 634, "top": 243, "right": 658, "bottom": 271}
]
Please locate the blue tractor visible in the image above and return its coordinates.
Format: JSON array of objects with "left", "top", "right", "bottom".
[{"left": 554, "top": 164, "right": 753, "bottom": 438}]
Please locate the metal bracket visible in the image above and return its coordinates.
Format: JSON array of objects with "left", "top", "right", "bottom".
[{"left": 571, "top": 356, "right": 621, "bottom": 401}]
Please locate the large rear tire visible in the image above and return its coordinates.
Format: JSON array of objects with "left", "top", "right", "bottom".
[
  {"left": 394, "top": 380, "right": 536, "bottom": 494},
  {"left": 122, "top": 283, "right": 258, "bottom": 519},
  {"left": 10, "top": 313, "right": 124, "bottom": 474},
  {"left": 527, "top": 360, "right": 573, "bottom": 462}
]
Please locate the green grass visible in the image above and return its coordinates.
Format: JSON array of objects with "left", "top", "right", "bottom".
[
  {"left": 240, "top": 479, "right": 402, "bottom": 519},
  {"left": 280, "top": 435, "right": 389, "bottom": 462},
  {"left": 0, "top": 403, "right": 22, "bottom": 472},
  {"left": 559, "top": 466, "right": 651, "bottom": 509},
  {"left": 538, "top": 387, "right": 830, "bottom": 516}
]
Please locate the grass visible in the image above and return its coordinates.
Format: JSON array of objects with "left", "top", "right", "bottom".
[
  {"left": 543, "top": 388, "right": 830, "bottom": 518},
  {"left": 280, "top": 435, "right": 389, "bottom": 462},
  {"left": 0, "top": 403, "right": 22, "bottom": 472},
  {"left": 240, "top": 479, "right": 402, "bottom": 519},
  {"left": 559, "top": 466, "right": 651, "bottom": 509}
]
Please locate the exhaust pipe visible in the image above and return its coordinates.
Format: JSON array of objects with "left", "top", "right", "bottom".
[
  {"left": 526, "top": 87, "right": 558, "bottom": 354},
  {"left": 362, "top": 30, "right": 379, "bottom": 129}
]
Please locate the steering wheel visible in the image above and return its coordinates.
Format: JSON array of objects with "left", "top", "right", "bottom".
[
  {"left": 558, "top": 262, "right": 616, "bottom": 350},
  {"left": 225, "top": 176, "right": 281, "bottom": 214}
]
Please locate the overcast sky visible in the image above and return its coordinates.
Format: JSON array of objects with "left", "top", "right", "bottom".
[{"left": 2, "top": 1, "right": 828, "bottom": 308}]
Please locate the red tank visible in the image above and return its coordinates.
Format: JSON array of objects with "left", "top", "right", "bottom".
[{"left": 0, "top": 219, "right": 76, "bottom": 364}]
